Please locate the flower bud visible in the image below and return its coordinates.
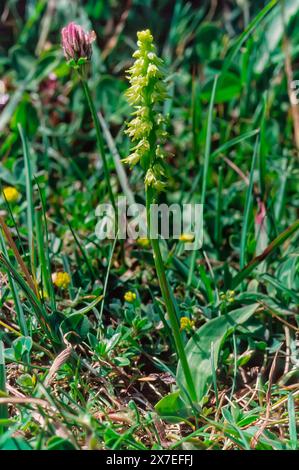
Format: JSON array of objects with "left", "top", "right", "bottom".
[{"left": 61, "top": 22, "right": 96, "bottom": 63}]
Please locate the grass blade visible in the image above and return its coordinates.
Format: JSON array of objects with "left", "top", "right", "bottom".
[
  {"left": 240, "top": 136, "right": 259, "bottom": 270},
  {"left": 18, "top": 125, "right": 36, "bottom": 278},
  {"left": 0, "top": 341, "right": 8, "bottom": 435},
  {"left": 232, "top": 218, "right": 299, "bottom": 288},
  {"left": 288, "top": 393, "right": 297, "bottom": 450},
  {"left": 187, "top": 74, "right": 218, "bottom": 286}
]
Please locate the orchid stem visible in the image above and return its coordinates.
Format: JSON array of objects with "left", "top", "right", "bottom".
[{"left": 146, "top": 188, "right": 197, "bottom": 402}]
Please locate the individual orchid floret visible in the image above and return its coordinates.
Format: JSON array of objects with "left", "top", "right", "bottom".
[
  {"left": 122, "top": 139, "right": 150, "bottom": 167},
  {"left": 144, "top": 164, "right": 167, "bottom": 192},
  {"left": 61, "top": 22, "right": 96, "bottom": 65}
]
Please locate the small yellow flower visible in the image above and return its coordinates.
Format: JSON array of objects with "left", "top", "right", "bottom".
[
  {"left": 227, "top": 290, "right": 235, "bottom": 303},
  {"left": 2, "top": 186, "right": 20, "bottom": 203},
  {"left": 220, "top": 290, "right": 235, "bottom": 303},
  {"left": 124, "top": 291, "right": 136, "bottom": 303},
  {"left": 179, "top": 233, "right": 195, "bottom": 243},
  {"left": 137, "top": 237, "right": 150, "bottom": 248},
  {"left": 180, "top": 316, "right": 195, "bottom": 331},
  {"left": 39, "top": 288, "right": 49, "bottom": 300},
  {"left": 52, "top": 272, "right": 71, "bottom": 289}
]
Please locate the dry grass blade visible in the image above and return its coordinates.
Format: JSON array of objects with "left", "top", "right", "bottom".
[
  {"left": 0, "top": 396, "right": 50, "bottom": 408},
  {"left": 250, "top": 346, "right": 281, "bottom": 448},
  {"left": 102, "top": 0, "right": 132, "bottom": 60},
  {"left": 44, "top": 344, "right": 73, "bottom": 387}
]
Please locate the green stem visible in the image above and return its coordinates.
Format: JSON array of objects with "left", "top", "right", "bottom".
[
  {"left": 0, "top": 341, "right": 8, "bottom": 434},
  {"left": 80, "top": 79, "right": 116, "bottom": 212},
  {"left": 146, "top": 189, "right": 197, "bottom": 402}
]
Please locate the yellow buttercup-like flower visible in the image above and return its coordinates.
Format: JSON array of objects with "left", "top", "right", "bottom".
[
  {"left": 124, "top": 291, "right": 136, "bottom": 303},
  {"left": 2, "top": 186, "right": 20, "bottom": 203},
  {"left": 180, "top": 316, "right": 195, "bottom": 331},
  {"left": 52, "top": 272, "right": 71, "bottom": 289},
  {"left": 137, "top": 237, "right": 150, "bottom": 248},
  {"left": 179, "top": 233, "right": 195, "bottom": 243}
]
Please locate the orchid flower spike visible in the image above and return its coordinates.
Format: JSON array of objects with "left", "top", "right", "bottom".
[{"left": 124, "top": 29, "right": 169, "bottom": 192}]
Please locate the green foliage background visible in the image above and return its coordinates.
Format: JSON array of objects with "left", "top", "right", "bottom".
[{"left": 0, "top": 0, "right": 298, "bottom": 451}]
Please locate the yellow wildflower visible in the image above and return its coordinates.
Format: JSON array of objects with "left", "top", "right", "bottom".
[
  {"left": 52, "top": 272, "right": 71, "bottom": 289},
  {"left": 180, "top": 316, "right": 195, "bottom": 331},
  {"left": 220, "top": 290, "right": 235, "bottom": 303},
  {"left": 2, "top": 186, "right": 20, "bottom": 203},
  {"left": 179, "top": 233, "right": 195, "bottom": 243},
  {"left": 137, "top": 237, "right": 150, "bottom": 248},
  {"left": 124, "top": 291, "right": 136, "bottom": 303},
  {"left": 39, "top": 288, "right": 49, "bottom": 300}
]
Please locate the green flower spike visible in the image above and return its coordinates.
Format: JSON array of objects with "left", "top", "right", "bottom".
[{"left": 124, "top": 29, "right": 169, "bottom": 191}]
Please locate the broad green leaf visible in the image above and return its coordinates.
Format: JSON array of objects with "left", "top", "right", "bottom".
[
  {"left": 0, "top": 437, "right": 32, "bottom": 450},
  {"left": 60, "top": 313, "right": 90, "bottom": 343},
  {"left": 46, "top": 436, "right": 76, "bottom": 450},
  {"left": 232, "top": 220, "right": 299, "bottom": 289},
  {"left": 201, "top": 72, "right": 241, "bottom": 103},
  {"left": 177, "top": 303, "right": 259, "bottom": 402},
  {"left": 155, "top": 390, "right": 193, "bottom": 421},
  {"left": 12, "top": 336, "right": 32, "bottom": 362}
]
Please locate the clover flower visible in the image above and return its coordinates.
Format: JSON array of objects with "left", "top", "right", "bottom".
[
  {"left": 52, "top": 272, "right": 71, "bottom": 290},
  {"left": 61, "top": 22, "right": 96, "bottom": 65},
  {"left": 2, "top": 186, "right": 20, "bottom": 203},
  {"left": 124, "top": 29, "right": 169, "bottom": 191},
  {"left": 124, "top": 291, "right": 136, "bottom": 303}
]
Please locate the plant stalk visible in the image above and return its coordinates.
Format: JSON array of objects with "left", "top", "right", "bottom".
[
  {"left": 146, "top": 189, "right": 197, "bottom": 402},
  {"left": 80, "top": 79, "right": 116, "bottom": 212},
  {"left": 0, "top": 341, "right": 8, "bottom": 434}
]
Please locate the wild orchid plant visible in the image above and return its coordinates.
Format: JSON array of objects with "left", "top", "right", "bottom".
[
  {"left": 124, "top": 30, "right": 196, "bottom": 402},
  {"left": 61, "top": 23, "right": 116, "bottom": 211}
]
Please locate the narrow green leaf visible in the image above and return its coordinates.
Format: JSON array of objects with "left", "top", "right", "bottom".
[
  {"left": 232, "top": 219, "right": 299, "bottom": 288},
  {"left": 240, "top": 136, "right": 259, "bottom": 270}
]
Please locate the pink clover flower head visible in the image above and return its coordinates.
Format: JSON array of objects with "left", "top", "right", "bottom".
[{"left": 61, "top": 22, "right": 96, "bottom": 63}]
